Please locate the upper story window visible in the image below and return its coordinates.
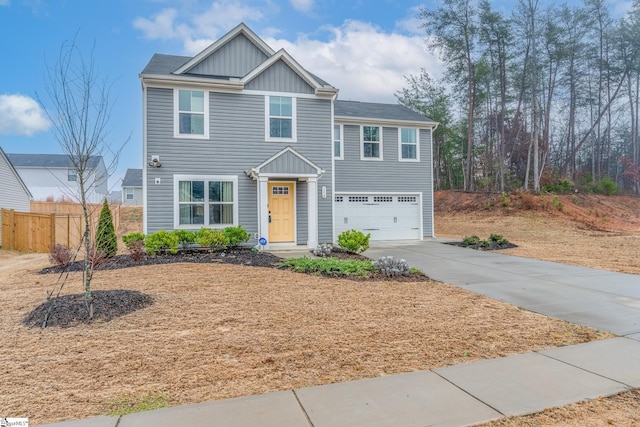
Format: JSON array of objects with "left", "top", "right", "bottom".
[
  {"left": 174, "top": 89, "right": 209, "bottom": 139},
  {"left": 125, "top": 188, "right": 134, "bottom": 200},
  {"left": 399, "top": 128, "right": 419, "bottom": 161},
  {"left": 266, "top": 96, "right": 296, "bottom": 141},
  {"left": 334, "top": 124, "right": 343, "bottom": 159},
  {"left": 361, "top": 125, "right": 382, "bottom": 161},
  {"left": 68, "top": 169, "right": 77, "bottom": 182}
]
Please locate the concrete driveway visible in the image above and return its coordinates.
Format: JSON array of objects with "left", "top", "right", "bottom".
[{"left": 367, "top": 239, "right": 640, "bottom": 337}]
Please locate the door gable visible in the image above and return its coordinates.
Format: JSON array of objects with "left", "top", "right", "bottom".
[{"left": 247, "top": 146, "right": 325, "bottom": 179}]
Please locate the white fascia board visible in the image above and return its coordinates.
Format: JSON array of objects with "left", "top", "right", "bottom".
[
  {"left": 140, "top": 74, "right": 245, "bottom": 91},
  {"left": 335, "top": 116, "right": 438, "bottom": 128},
  {"left": 173, "top": 23, "right": 275, "bottom": 75}
]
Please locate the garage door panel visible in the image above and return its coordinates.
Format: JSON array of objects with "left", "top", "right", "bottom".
[{"left": 334, "top": 194, "right": 421, "bottom": 241}]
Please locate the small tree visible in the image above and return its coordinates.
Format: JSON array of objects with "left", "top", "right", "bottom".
[{"left": 95, "top": 199, "right": 117, "bottom": 258}]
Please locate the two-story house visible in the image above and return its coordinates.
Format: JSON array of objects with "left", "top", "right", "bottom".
[
  {"left": 6, "top": 153, "right": 108, "bottom": 203},
  {"left": 140, "top": 23, "right": 437, "bottom": 249}
]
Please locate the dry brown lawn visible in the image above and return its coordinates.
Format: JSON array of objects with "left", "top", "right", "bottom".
[
  {"left": 2, "top": 196, "right": 639, "bottom": 425},
  {"left": 0, "top": 255, "right": 610, "bottom": 425}
]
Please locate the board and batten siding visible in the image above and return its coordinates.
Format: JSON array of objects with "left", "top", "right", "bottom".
[
  {"left": 187, "top": 33, "right": 268, "bottom": 77},
  {"left": 145, "top": 87, "right": 334, "bottom": 243},
  {"left": 334, "top": 125, "right": 434, "bottom": 237},
  {"left": 245, "top": 60, "right": 315, "bottom": 94}
]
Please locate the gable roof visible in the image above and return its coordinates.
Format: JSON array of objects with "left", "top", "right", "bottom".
[
  {"left": 247, "top": 146, "right": 325, "bottom": 179},
  {"left": 140, "top": 23, "right": 337, "bottom": 96},
  {"left": 122, "top": 168, "right": 142, "bottom": 188},
  {"left": 335, "top": 101, "right": 436, "bottom": 126},
  {"left": 0, "top": 147, "right": 32, "bottom": 199},
  {"left": 6, "top": 153, "right": 104, "bottom": 169}
]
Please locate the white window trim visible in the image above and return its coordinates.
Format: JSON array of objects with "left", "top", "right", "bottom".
[
  {"left": 333, "top": 123, "right": 343, "bottom": 160},
  {"left": 125, "top": 188, "right": 134, "bottom": 200},
  {"left": 173, "top": 174, "right": 238, "bottom": 229},
  {"left": 265, "top": 96, "right": 297, "bottom": 142},
  {"left": 398, "top": 127, "right": 420, "bottom": 162},
  {"left": 360, "top": 125, "right": 383, "bottom": 161},
  {"left": 173, "top": 89, "right": 210, "bottom": 140}
]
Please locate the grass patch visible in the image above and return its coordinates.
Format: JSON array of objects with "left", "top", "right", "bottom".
[
  {"left": 279, "top": 257, "right": 374, "bottom": 277},
  {"left": 106, "top": 393, "right": 170, "bottom": 416}
]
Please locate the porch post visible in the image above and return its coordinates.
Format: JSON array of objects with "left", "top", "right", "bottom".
[
  {"left": 307, "top": 177, "right": 318, "bottom": 248},
  {"left": 258, "top": 176, "right": 269, "bottom": 249}
]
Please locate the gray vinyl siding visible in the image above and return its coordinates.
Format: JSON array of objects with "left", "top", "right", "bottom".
[
  {"left": 145, "top": 88, "right": 333, "bottom": 241},
  {"left": 122, "top": 187, "right": 143, "bottom": 205},
  {"left": 334, "top": 125, "right": 433, "bottom": 237},
  {"left": 188, "top": 34, "right": 268, "bottom": 77},
  {"left": 0, "top": 152, "right": 31, "bottom": 244},
  {"left": 245, "top": 60, "right": 315, "bottom": 94}
]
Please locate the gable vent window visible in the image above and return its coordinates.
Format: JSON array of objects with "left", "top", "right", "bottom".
[
  {"left": 266, "top": 96, "right": 296, "bottom": 141},
  {"left": 349, "top": 196, "right": 369, "bottom": 203},
  {"left": 373, "top": 196, "right": 393, "bottom": 203},
  {"left": 398, "top": 196, "right": 417, "bottom": 203}
]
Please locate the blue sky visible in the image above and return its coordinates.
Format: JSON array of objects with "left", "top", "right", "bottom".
[{"left": 0, "top": 0, "right": 631, "bottom": 190}]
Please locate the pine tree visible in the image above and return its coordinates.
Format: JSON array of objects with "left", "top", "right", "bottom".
[{"left": 96, "top": 199, "right": 117, "bottom": 258}]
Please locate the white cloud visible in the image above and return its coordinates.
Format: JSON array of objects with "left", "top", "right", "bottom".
[
  {"left": 0, "top": 94, "right": 50, "bottom": 136},
  {"left": 290, "top": 0, "right": 313, "bottom": 13},
  {"left": 265, "top": 20, "right": 443, "bottom": 103},
  {"left": 133, "top": 1, "right": 265, "bottom": 55}
]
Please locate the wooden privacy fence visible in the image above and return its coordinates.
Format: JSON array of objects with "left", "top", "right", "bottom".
[{"left": 2, "top": 202, "right": 120, "bottom": 253}]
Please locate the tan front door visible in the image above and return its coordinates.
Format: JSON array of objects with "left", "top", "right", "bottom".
[{"left": 268, "top": 182, "right": 295, "bottom": 243}]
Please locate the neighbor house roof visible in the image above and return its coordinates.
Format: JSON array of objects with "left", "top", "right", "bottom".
[
  {"left": 140, "top": 54, "right": 191, "bottom": 75},
  {"left": 0, "top": 147, "right": 33, "bottom": 198},
  {"left": 122, "top": 168, "right": 142, "bottom": 188},
  {"left": 335, "top": 100, "right": 436, "bottom": 125},
  {"left": 6, "top": 153, "right": 104, "bottom": 169}
]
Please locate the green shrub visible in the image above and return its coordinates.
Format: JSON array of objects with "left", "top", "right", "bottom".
[
  {"left": 550, "top": 196, "right": 563, "bottom": 211},
  {"left": 145, "top": 230, "right": 180, "bottom": 255},
  {"left": 172, "top": 229, "right": 197, "bottom": 248},
  {"left": 223, "top": 225, "right": 251, "bottom": 247},
  {"left": 462, "top": 235, "right": 481, "bottom": 246},
  {"left": 122, "top": 232, "right": 146, "bottom": 247},
  {"left": 594, "top": 177, "right": 619, "bottom": 196},
  {"left": 489, "top": 234, "right": 509, "bottom": 245},
  {"left": 195, "top": 228, "right": 229, "bottom": 251},
  {"left": 542, "top": 179, "right": 574, "bottom": 194},
  {"left": 279, "top": 257, "right": 374, "bottom": 277},
  {"left": 95, "top": 199, "right": 117, "bottom": 258},
  {"left": 500, "top": 192, "right": 510, "bottom": 207},
  {"left": 337, "top": 229, "right": 370, "bottom": 253}
]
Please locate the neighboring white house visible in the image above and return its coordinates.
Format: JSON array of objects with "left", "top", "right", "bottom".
[
  {"left": 6, "top": 153, "right": 108, "bottom": 204},
  {"left": 0, "top": 147, "right": 32, "bottom": 245},
  {"left": 121, "top": 168, "right": 143, "bottom": 205}
]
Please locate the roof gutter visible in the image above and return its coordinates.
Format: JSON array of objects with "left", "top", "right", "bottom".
[{"left": 139, "top": 73, "right": 245, "bottom": 90}]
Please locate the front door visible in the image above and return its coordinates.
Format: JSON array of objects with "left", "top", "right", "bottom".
[{"left": 268, "top": 182, "right": 295, "bottom": 243}]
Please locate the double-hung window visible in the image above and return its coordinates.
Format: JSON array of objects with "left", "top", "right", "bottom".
[
  {"left": 175, "top": 89, "right": 209, "bottom": 139},
  {"left": 175, "top": 175, "right": 238, "bottom": 228},
  {"left": 361, "top": 125, "right": 382, "bottom": 160},
  {"left": 333, "top": 124, "right": 343, "bottom": 159},
  {"left": 125, "top": 188, "right": 134, "bottom": 200},
  {"left": 399, "top": 128, "right": 419, "bottom": 161},
  {"left": 68, "top": 169, "right": 77, "bottom": 182},
  {"left": 266, "top": 96, "right": 296, "bottom": 141}
]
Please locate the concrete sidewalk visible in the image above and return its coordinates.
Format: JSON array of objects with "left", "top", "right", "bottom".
[
  {"left": 41, "top": 337, "right": 640, "bottom": 427},
  {"left": 40, "top": 241, "right": 640, "bottom": 427}
]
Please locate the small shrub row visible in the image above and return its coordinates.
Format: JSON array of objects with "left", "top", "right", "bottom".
[
  {"left": 460, "top": 234, "right": 510, "bottom": 248},
  {"left": 337, "top": 229, "right": 370, "bottom": 253},
  {"left": 279, "top": 257, "right": 374, "bottom": 277},
  {"left": 122, "top": 226, "right": 251, "bottom": 257}
]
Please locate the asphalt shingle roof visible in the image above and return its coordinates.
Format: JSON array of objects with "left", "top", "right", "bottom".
[
  {"left": 140, "top": 54, "right": 191, "bottom": 75},
  {"left": 122, "top": 168, "right": 142, "bottom": 188},
  {"left": 335, "top": 100, "right": 435, "bottom": 124},
  {"left": 7, "top": 153, "right": 103, "bottom": 169}
]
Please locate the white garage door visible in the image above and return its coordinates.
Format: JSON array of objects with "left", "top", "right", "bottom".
[{"left": 334, "top": 194, "right": 422, "bottom": 240}]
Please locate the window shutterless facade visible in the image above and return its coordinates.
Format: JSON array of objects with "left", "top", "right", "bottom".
[
  {"left": 265, "top": 96, "right": 296, "bottom": 142},
  {"left": 174, "top": 89, "right": 209, "bottom": 139},
  {"left": 361, "top": 125, "right": 382, "bottom": 160},
  {"left": 399, "top": 128, "right": 419, "bottom": 161},
  {"left": 174, "top": 175, "right": 238, "bottom": 228}
]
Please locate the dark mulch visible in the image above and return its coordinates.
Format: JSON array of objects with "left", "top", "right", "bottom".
[
  {"left": 39, "top": 248, "right": 283, "bottom": 275},
  {"left": 446, "top": 241, "right": 518, "bottom": 251},
  {"left": 23, "top": 290, "right": 154, "bottom": 329},
  {"left": 324, "top": 247, "right": 371, "bottom": 261}
]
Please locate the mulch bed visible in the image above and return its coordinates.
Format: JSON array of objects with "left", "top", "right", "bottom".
[
  {"left": 446, "top": 241, "right": 518, "bottom": 251},
  {"left": 23, "top": 290, "right": 154, "bottom": 329},
  {"left": 31, "top": 247, "right": 427, "bottom": 328}
]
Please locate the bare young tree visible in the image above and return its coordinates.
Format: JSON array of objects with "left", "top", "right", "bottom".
[{"left": 38, "top": 37, "right": 125, "bottom": 319}]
